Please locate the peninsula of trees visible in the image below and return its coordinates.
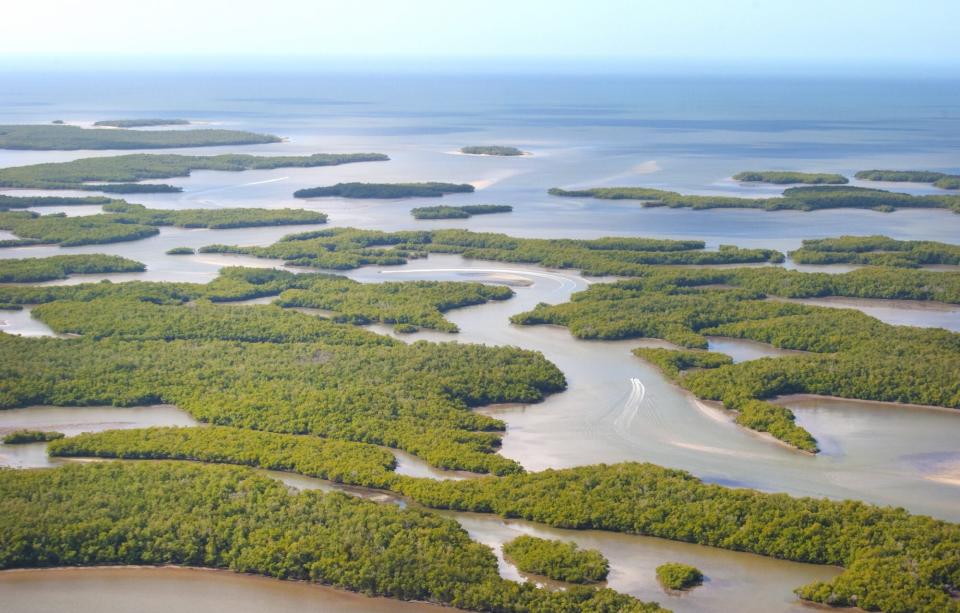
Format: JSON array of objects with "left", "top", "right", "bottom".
[
  {"left": 294, "top": 182, "right": 475, "bottom": 199},
  {"left": 1, "top": 430, "right": 64, "bottom": 444},
  {"left": 93, "top": 119, "right": 191, "bottom": 127},
  {"left": 460, "top": 146, "right": 524, "bottom": 156},
  {"left": 0, "top": 152, "right": 389, "bottom": 192},
  {"left": 0, "top": 195, "right": 116, "bottom": 210},
  {"left": 789, "top": 235, "right": 960, "bottom": 267},
  {"left": 0, "top": 124, "right": 281, "bottom": 150},
  {"left": 510, "top": 266, "right": 960, "bottom": 451},
  {"left": 0, "top": 254, "right": 145, "bottom": 282},
  {"left": 502, "top": 536, "right": 610, "bottom": 583},
  {"left": 856, "top": 169, "right": 960, "bottom": 190},
  {"left": 733, "top": 171, "right": 848, "bottom": 185},
  {"left": 0, "top": 204, "right": 327, "bottom": 247},
  {"left": 548, "top": 185, "right": 960, "bottom": 213},
  {"left": 411, "top": 205, "right": 513, "bottom": 219},
  {"left": 200, "top": 227, "right": 784, "bottom": 273}
]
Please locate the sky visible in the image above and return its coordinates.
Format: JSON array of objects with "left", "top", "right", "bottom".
[{"left": 3, "top": 0, "right": 959, "bottom": 73}]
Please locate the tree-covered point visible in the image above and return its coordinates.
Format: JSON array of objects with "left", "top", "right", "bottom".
[
  {"left": 411, "top": 205, "right": 513, "bottom": 219},
  {"left": 3, "top": 285, "right": 566, "bottom": 474},
  {"left": 460, "top": 146, "right": 524, "bottom": 156},
  {"left": 0, "top": 152, "right": 389, "bottom": 192},
  {"left": 0, "top": 254, "right": 145, "bottom": 283},
  {"left": 294, "top": 182, "right": 475, "bottom": 199},
  {"left": 166, "top": 247, "right": 195, "bottom": 255},
  {"left": 855, "top": 169, "right": 960, "bottom": 190},
  {"left": 790, "top": 235, "right": 960, "bottom": 267},
  {"left": 93, "top": 119, "right": 191, "bottom": 127},
  {"left": 2, "top": 430, "right": 64, "bottom": 444},
  {"left": 733, "top": 171, "right": 848, "bottom": 185},
  {"left": 50, "top": 426, "right": 399, "bottom": 489},
  {"left": 502, "top": 535, "right": 609, "bottom": 584},
  {"left": 275, "top": 275, "right": 513, "bottom": 333},
  {"left": 0, "top": 463, "right": 661, "bottom": 613},
  {"left": 0, "top": 204, "right": 326, "bottom": 247},
  {"left": 200, "top": 227, "right": 783, "bottom": 274},
  {"left": 47, "top": 430, "right": 960, "bottom": 611},
  {"left": 655, "top": 563, "right": 703, "bottom": 591},
  {"left": 0, "top": 124, "right": 281, "bottom": 150},
  {"left": 0, "top": 195, "right": 116, "bottom": 210},
  {"left": 548, "top": 185, "right": 960, "bottom": 213},
  {"left": 511, "top": 267, "right": 960, "bottom": 450}
]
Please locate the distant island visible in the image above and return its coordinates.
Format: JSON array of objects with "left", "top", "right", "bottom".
[
  {"left": 0, "top": 124, "right": 281, "bottom": 150},
  {"left": 855, "top": 169, "right": 960, "bottom": 190},
  {"left": 94, "top": 119, "right": 191, "bottom": 128},
  {"left": 294, "top": 182, "right": 475, "bottom": 199},
  {"left": 0, "top": 152, "right": 389, "bottom": 192},
  {"left": 733, "top": 171, "right": 848, "bottom": 185},
  {"left": 549, "top": 185, "right": 960, "bottom": 213},
  {"left": 460, "top": 145, "right": 524, "bottom": 156},
  {"left": 411, "top": 204, "right": 512, "bottom": 219}
]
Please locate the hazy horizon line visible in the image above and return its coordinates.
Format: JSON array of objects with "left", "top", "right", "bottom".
[{"left": 3, "top": 54, "right": 959, "bottom": 79}]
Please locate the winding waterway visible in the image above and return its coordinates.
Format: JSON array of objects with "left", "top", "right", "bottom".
[{"left": 2, "top": 72, "right": 959, "bottom": 611}]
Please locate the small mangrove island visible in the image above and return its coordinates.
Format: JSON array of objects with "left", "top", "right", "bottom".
[
  {"left": 411, "top": 204, "right": 513, "bottom": 219},
  {"left": 502, "top": 535, "right": 610, "bottom": 584},
  {"left": 733, "top": 171, "right": 848, "bottom": 185},
  {"left": 855, "top": 169, "right": 960, "bottom": 190},
  {"left": 656, "top": 563, "right": 703, "bottom": 591},
  {"left": 460, "top": 145, "right": 524, "bottom": 156},
  {"left": 294, "top": 182, "right": 475, "bottom": 199},
  {"left": 0, "top": 124, "right": 280, "bottom": 150}
]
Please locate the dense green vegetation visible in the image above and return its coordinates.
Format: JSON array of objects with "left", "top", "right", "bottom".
[
  {"left": 502, "top": 535, "right": 609, "bottom": 583},
  {"left": 44, "top": 431, "right": 960, "bottom": 613},
  {"left": 2, "top": 276, "right": 565, "bottom": 474},
  {"left": 790, "top": 235, "right": 960, "bottom": 267},
  {"left": 0, "top": 204, "right": 326, "bottom": 247},
  {"left": 460, "top": 146, "right": 524, "bottom": 156},
  {"left": 411, "top": 205, "right": 513, "bottom": 219},
  {"left": 655, "top": 563, "right": 703, "bottom": 591},
  {"left": 275, "top": 275, "right": 513, "bottom": 332},
  {"left": 548, "top": 185, "right": 960, "bottom": 213},
  {"left": 201, "top": 227, "right": 783, "bottom": 273},
  {"left": 511, "top": 266, "right": 960, "bottom": 449},
  {"left": 855, "top": 169, "right": 960, "bottom": 190},
  {"left": 166, "top": 247, "right": 195, "bottom": 255},
  {"left": 733, "top": 171, "right": 848, "bottom": 185},
  {"left": 0, "top": 266, "right": 320, "bottom": 307},
  {"left": 2, "top": 430, "right": 64, "bottom": 444},
  {"left": 50, "top": 426, "right": 399, "bottom": 488},
  {"left": 0, "top": 153, "right": 389, "bottom": 192},
  {"left": 93, "top": 119, "right": 190, "bottom": 127},
  {"left": 0, "top": 463, "right": 659, "bottom": 613},
  {"left": 0, "top": 124, "right": 281, "bottom": 150},
  {"left": 295, "top": 182, "right": 475, "bottom": 199},
  {"left": 0, "top": 195, "right": 115, "bottom": 210},
  {"left": 0, "top": 254, "right": 145, "bottom": 282},
  {"left": 400, "top": 463, "right": 960, "bottom": 613}
]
